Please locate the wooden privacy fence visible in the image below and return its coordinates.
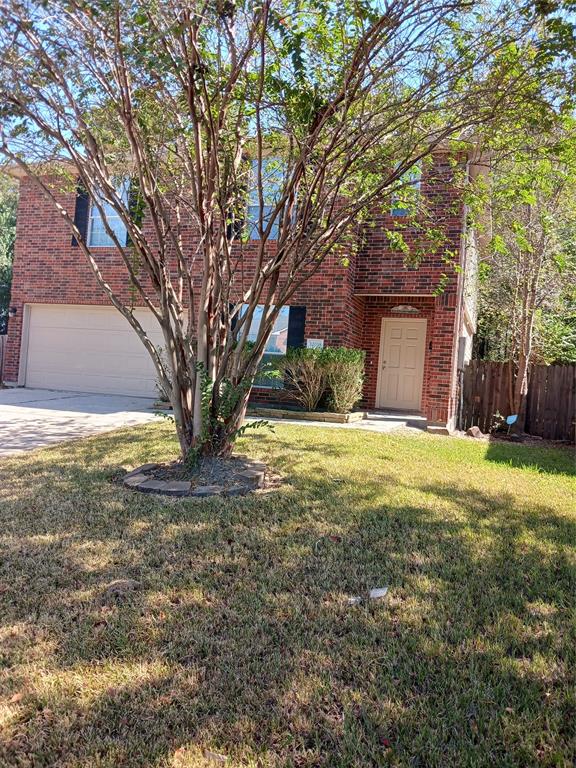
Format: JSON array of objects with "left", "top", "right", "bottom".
[{"left": 459, "top": 360, "right": 576, "bottom": 442}]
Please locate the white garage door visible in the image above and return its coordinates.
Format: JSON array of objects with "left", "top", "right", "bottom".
[{"left": 24, "top": 304, "right": 164, "bottom": 397}]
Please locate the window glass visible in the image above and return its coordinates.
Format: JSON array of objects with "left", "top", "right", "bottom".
[
  {"left": 391, "top": 164, "right": 421, "bottom": 216},
  {"left": 242, "top": 304, "right": 290, "bottom": 387},
  {"left": 88, "top": 179, "right": 129, "bottom": 247},
  {"left": 247, "top": 158, "right": 283, "bottom": 240}
]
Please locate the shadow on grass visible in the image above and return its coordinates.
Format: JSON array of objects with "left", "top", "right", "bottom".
[
  {"left": 484, "top": 437, "right": 575, "bottom": 476},
  {"left": 1, "top": 428, "right": 575, "bottom": 766}
]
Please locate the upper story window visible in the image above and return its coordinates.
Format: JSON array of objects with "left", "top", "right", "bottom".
[
  {"left": 391, "top": 164, "right": 421, "bottom": 217},
  {"left": 87, "top": 179, "right": 129, "bottom": 247},
  {"left": 247, "top": 158, "right": 284, "bottom": 240}
]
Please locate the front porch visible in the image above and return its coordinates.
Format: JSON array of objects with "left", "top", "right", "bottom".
[
  {"left": 249, "top": 292, "right": 460, "bottom": 431},
  {"left": 357, "top": 294, "right": 458, "bottom": 428}
]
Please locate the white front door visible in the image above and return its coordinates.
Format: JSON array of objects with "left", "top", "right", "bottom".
[{"left": 376, "top": 318, "right": 427, "bottom": 411}]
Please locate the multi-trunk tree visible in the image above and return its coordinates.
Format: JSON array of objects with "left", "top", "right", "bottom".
[
  {"left": 0, "top": 0, "right": 570, "bottom": 458},
  {"left": 475, "top": 124, "right": 576, "bottom": 420}
]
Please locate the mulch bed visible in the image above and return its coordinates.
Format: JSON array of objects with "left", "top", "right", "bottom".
[
  {"left": 464, "top": 425, "right": 574, "bottom": 449},
  {"left": 120, "top": 454, "right": 281, "bottom": 497}
]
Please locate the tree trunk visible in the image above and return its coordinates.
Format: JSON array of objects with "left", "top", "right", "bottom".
[{"left": 511, "top": 249, "right": 538, "bottom": 432}]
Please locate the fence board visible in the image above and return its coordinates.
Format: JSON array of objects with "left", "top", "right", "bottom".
[
  {"left": 486, "top": 362, "right": 497, "bottom": 434},
  {"left": 459, "top": 361, "right": 576, "bottom": 443},
  {"left": 530, "top": 365, "right": 544, "bottom": 437},
  {"left": 558, "top": 366, "right": 568, "bottom": 439},
  {"left": 525, "top": 366, "right": 539, "bottom": 436}
]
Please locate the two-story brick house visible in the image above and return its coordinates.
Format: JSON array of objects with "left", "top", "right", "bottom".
[{"left": 3, "top": 151, "right": 481, "bottom": 431}]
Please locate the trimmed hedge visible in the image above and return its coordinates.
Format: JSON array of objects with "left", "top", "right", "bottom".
[{"left": 275, "top": 346, "right": 365, "bottom": 413}]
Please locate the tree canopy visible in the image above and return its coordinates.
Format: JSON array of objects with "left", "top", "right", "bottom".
[
  {"left": 477, "top": 147, "right": 576, "bottom": 366},
  {"left": 472, "top": 117, "right": 576, "bottom": 418}
]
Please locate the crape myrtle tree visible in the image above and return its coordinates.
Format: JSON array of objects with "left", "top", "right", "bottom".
[
  {"left": 475, "top": 123, "right": 576, "bottom": 422},
  {"left": 0, "top": 0, "right": 568, "bottom": 458}
]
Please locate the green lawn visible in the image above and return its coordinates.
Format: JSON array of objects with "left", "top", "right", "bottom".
[{"left": 0, "top": 424, "right": 574, "bottom": 768}]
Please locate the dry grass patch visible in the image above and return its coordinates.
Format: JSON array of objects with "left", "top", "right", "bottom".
[{"left": 0, "top": 423, "right": 574, "bottom": 767}]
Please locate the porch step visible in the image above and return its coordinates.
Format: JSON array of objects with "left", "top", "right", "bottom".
[{"left": 366, "top": 411, "right": 427, "bottom": 430}]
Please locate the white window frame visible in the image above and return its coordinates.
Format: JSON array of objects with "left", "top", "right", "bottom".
[{"left": 87, "top": 179, "right": 129, "bottom": 248}]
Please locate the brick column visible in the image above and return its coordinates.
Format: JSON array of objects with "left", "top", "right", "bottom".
[{"left": 426, "top": 292, "right": 458, "bottom": 426}]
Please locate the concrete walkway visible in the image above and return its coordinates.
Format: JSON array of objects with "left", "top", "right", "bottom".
[
  {"left": 0, "top": 387, "right": 427, "bottom": 458},
  {"left": 0, "top": 388, "right": 159, "bottom": 456},
  {"left": 248, "top": 411, "right": 428, "bottom": 433}
]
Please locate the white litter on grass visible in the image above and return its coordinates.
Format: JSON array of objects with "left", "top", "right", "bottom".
[
  {"left": 347, "top": 587, "right": 390, "bottom": 606},
  {"left": 204, "top": 750, "right": 228, "bottom": 764},
  {"left": 347, "top": 596, "right": 363, "bottom": 605}
]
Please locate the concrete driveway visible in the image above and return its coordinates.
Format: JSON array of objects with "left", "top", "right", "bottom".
[{"left": 0, "top": 388, "right": 160, "bottom": 457}]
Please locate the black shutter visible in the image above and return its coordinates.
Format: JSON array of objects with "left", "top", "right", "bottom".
[
  {"left": 286, "top": 306, "right": 306, "bottom": 349},
  {"left": 71, "top": 185, "right": 89, "bottom": 246}
]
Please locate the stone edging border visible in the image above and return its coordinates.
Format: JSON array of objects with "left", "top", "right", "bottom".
[
  {"left": 247, "top": 407, "right": 366, "bottom": 423},
  {"left": 122, "top": 459, "right": 267, "bottom": 497},
  {"left": 153, "top": 403, "right": 366, "bottom": 424}
]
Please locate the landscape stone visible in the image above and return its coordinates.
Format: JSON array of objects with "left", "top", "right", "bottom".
[
  {"left": 509, "top": 433, "right": 525, "bottom": 442},
  {"left": 236, "top": 469, "right": 265, "bottom": 487},
  {"left": 162, "top": 480, "right": 192, "bottom": 496},
  {"left": 248, "top": 462, "right": 267, "bottom": 472},
  {"left": 190, "top": 485, "right": 223, "bottom": 497},
  {"left": 123, "top": 473, "right": 149, "bottom": 488},
  {"left": 138, "top": 479, "right": 169, "bottom": 493},
  {"left": 466, "top": 426, "right": 485, "bottom": 438},
  {"left": 124, "top": 456, "right": 272, "bottom": 498},
  {"left": 124, "top": 463, "right": 159, "bottom": 478},
  {"left": 427, "top": 425, "right": 451, "bottom": 436},
  {"left": 223, "top": 484, "right": 249, "bottom": 497}
]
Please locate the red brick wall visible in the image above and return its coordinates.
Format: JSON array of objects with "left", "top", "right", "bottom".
[
  {"left": 4, "top": 178, "right": 363, "bottom": 381},
  {"left": 355, "top": 154, "right": 464, "bottom": 295},
  {"left": 5, "top": 155, "right": 466, "bottom": 427}
]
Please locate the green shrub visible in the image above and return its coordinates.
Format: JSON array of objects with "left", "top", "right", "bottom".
[
  {"left": 277, "top": 347, "right": 326, "bottom": 411},
  {"left": 275, "top": 346, "right": 365, "bottom": 414},
  {"left": 321, "top": 347, "right": 365, "bottom": 413}
]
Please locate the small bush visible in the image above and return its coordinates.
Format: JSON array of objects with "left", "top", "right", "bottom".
[
  {"left": 274, "top": 346, "right": 365, "bottom": 414},
  {"left": 277, "top": 348, "right": 326, "bottom": 411},
  {"left": 322, "top": 347, "right": 365, "bottom": 413}
]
